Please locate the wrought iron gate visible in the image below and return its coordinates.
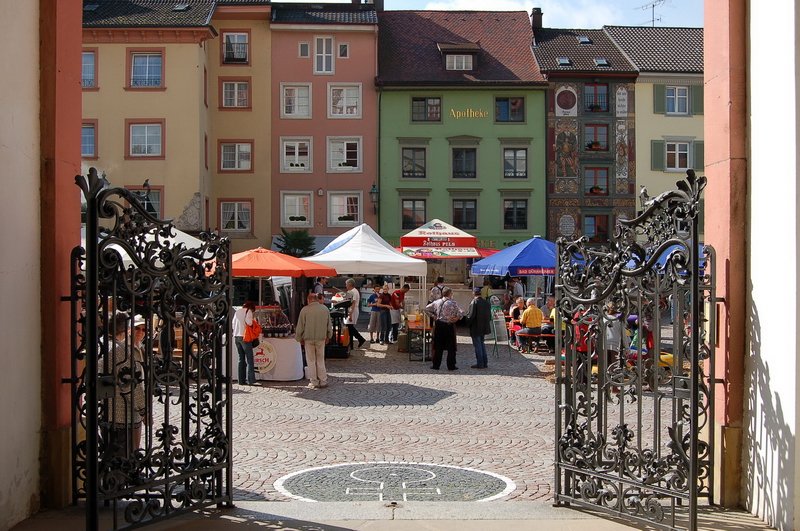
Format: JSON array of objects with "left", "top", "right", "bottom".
[
  {"left": 69, "top": 169, "right": 233, "bottom": 530},
  {"left": 554, "top": 170, "right": 715, "bottom": 530}
]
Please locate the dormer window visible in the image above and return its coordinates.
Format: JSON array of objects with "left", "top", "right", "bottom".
[
  {"left": 557, "top": 57, "right": 572, "bottom": 67},
  {"left": 577, "top": 35, "right": 592, "bottom": 44},
  {"left": 594, "top": 57, "right": 610, "bottom": 67},
  {"left": 446, "top": 54, "right": 473, "bottom": 71}
]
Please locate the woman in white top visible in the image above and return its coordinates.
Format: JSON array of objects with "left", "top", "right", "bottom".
[
  {"left": 343, "top": 278, "right": 365, "bottom": 349},
  {"left": 233, "top": 300, "right": 257, "bottom": 385}
]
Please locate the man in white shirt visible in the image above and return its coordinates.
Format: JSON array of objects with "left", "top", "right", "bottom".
[{"left": 343, "top": 278, "right": 366, "bottom": 350}]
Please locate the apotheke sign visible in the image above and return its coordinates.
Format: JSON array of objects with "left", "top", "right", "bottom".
[{"left": 449, "top": 108, "right": 489, "bottom": 119}]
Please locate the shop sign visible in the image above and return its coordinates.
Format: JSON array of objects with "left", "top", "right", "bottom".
[{"left": 449, "top": 108, "right": 489, "bottom": 119}]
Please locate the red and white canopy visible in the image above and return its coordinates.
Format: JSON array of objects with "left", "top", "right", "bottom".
[{"left": 400, "top": 219, "right": 480, "bottom": 259}]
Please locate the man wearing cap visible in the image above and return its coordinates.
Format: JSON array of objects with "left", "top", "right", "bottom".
[{"left": 465, "top": 287, "right": 492, "bottom": 369}]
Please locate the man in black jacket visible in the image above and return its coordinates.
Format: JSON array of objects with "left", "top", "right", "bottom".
[{"left": 465, "top": 287, "right": 492, "bottom": 369}]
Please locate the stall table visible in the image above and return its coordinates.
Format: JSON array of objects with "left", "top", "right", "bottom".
[
  {"left": 406, "top": 319, "right": 429, "bottom": 362},
  {"left": 254, "top": 336, "right": 304, "bottom": 381}
]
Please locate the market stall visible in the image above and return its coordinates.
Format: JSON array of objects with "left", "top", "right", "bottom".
[
  {"left": 470, "top": 236, "right": 557, "bottom": 305},
  {"left": 312, "top": 224, "right": 429, "bottom": 359},
  {"left": 232, "top": 247, "right": 337, "bottom": 381},
  {"left": 400, "top": 219, "right": 482, "bottom": 308}
]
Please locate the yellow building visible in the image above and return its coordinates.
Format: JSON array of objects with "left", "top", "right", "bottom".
[
  {"left": 604, "top": 26, "right": 704, "bottom": 200},
  {"left": 82, "top": 0, "right": 272, "bottom": 252}
]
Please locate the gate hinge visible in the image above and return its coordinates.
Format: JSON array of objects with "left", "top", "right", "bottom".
[
  {"left": 61, "top": 377, "right": 78, "bottom": 384},
  {"left": 710, "top": 378, "right": 725, "bottom": 384},
  {"left": 714, "top": 296, "right": 726, "bottom": 304},
  {"left": 60, "top": 295, "right": 75, "bottom": 302}
]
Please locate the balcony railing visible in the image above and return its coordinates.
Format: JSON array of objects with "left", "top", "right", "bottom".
[
  {"left": 81, "top": 77, "right": 95, "bottom": 88},
  {"left": 583, "top": 93, "right": 609, "bottom": 112},
  {"left": 130, "top": 77, "right": 162, "bottom": 88},
  {"left": 224, "top": 43, "right": 248, "bottom": 63},
  {"left": 452, "top": 170, "right": 476, "bottom": 178}
]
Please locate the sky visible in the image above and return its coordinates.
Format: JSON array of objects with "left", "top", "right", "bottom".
[{"left": 285, "top": 0, "right": 703, "bottom": 29}]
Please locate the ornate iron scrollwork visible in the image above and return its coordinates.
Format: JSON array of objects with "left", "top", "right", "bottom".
[
  {"left": 554, "top": 170, "right": 715, "bottom": 531},
  {"left": 70, "top": 168, "right": 233, "bottom": 530}
]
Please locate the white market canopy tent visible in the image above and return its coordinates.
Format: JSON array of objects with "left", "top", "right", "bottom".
[
  {"left": 312, "top": 223, "right": 427, "bottom": 276},
  {"left": 400, "top": 219, "right": 480, "bottom": 259}
]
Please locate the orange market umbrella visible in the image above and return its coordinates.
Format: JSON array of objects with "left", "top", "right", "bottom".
[{"left": 231, "top": 247, "right": 337, "bottom": 278}]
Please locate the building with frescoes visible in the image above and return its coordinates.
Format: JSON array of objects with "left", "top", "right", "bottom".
[
  {"left": 603, "top": 25, "right": 704, "bottom": 214},
  {"left": 531, "top": 9, "right": 638, "bottom": 243},
  {"left": 376, "top": 10, "right": 548, "bottom": 250}
]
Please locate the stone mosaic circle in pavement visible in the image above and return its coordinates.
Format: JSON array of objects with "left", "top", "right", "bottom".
[{"left": 275, "top": 462, "right": 515, "bottom": 502}]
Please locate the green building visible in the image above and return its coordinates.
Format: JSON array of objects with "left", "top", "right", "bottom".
[{"left": 376, "top": 10, "right": 548, "bottom": 249}]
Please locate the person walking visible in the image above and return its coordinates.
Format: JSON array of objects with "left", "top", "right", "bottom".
[
  {"left": 424, "top": 287, "right": 463, "bottom": 371},
  {"left": 295, "top": 292, "right": 333, "bottom": 389},
  {"left": 343, "top": 278, "right": 366, "bottom": 350},
  {"left": 465, "top": 287, "right": 492, "bottom": 369},
  {"left": 232, "top": 300, "right": 257, "bottom": 385},
  {"left": 389, "top": 284, "right": 410, "bottom": 342}
]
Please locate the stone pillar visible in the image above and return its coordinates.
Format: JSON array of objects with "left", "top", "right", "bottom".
[
  {"left": 703, "top": 0, "right": 747, "bottom": 507},
  {"left": 39, "top": 0, "right": 82, "bottom": 509}
]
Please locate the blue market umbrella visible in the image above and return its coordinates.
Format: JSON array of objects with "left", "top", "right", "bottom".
[
  {"left": 625, "top": 243, "right": 706, "bottom": 271},
  {"left": 471, "top": 237, "right": 557, "bottom": 276}
]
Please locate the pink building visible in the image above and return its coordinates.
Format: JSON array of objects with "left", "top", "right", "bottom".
[{"left": 270, "top": 2, "right": 379, "bottom": 246}]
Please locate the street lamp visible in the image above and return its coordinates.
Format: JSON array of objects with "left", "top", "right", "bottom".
[{"left": 369, "top": 183, "right": 379, "bottom": 214}]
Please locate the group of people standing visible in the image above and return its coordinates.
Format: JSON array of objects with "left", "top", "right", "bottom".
[
  {"left": 367, "top": 283, "right": 410, "bottom": 345},
  {"left": 424, "top": 277, "right": 493, "bottom": 371}
]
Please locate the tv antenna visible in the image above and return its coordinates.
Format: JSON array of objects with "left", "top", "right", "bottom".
[{"left": 637, "top": 0, "right": 665, "bottom": 27}]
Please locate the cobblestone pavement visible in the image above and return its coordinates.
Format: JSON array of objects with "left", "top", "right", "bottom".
[{"left": 232, "top": 332, "right": 558, "bottom": 502}]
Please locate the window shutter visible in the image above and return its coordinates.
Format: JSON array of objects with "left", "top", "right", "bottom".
[
  {"left": 691, "top": 85, "right": 704, "bottom": 115},
  {"left": 693, "top": 141, "right": 704, "bottom": 171},
  {"left": 651, "top": 140, "right": 665, "bottom": 171},
  {"left": 653, "top": 84, "right": 666, "bottom": 114}
]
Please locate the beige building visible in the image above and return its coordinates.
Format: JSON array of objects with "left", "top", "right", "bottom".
[{"left": 82, "top": 0, "right": 273, "bottom": 252}]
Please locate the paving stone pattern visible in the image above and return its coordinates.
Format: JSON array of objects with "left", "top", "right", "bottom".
[
  {"left": 231, "top": 334, "right": 557, "bottom": 502},
  {"left": 278, "top": 462, "right": 512, "bottom": 502}
]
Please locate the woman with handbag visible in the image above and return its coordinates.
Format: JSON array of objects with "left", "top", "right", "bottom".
[{"left": 233, "top": 300, "right": 260, "bottom": 385}]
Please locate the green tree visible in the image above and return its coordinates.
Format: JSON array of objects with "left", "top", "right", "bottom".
[{"left": 276, "top": 228, "right": 315, "bottom": 257}]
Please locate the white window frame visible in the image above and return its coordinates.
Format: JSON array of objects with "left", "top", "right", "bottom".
[
  {"left": 129, "top": 123, "right": 162, "bottom": 157},
  {"left": 81, "top": 51, "right": 96, "bottom": 88},
  {"left": 328, "top": 83, "right": 362, "bottom": 119},
  {"left": 130, "top": 53, "right": 162, "bottom": 88},
  {"left": 219, "top": 200, "right": 252, "bottom": 233},
  {"left": 314, "top": 36, "right": 334, "bottom": 74},
  {"left": 665, "top": 140, "right": 691, "bottom": 171},
  {"left": 327, "top": 191, "right": 362, "bottom": 227},
  {"left": 281, "top": 191, "right": 313, "bottom": 228},
  {"left": 298, "top": 41, "right": 310, "bottom": 58},
  {"left": 222, "top": 80, "right": 249, "bottom": 108},
  {"left": 338, "top": 42, "right": 349, "bottom": 58},
  {"left": 502, "top": 147, "right": 527, "bottom": 178},
  {"left": 280, "top": 82, "right": 312, "bottom": 119},
  {"left": 280, "top": 137, "right": 313, "bottom": 173},
  {"left": 666, "top": 85, "right": 689, "bottom": 115},
  {"left": 446, "top": 54, "right": 473, "bottom": 70},
  {"left": 81, "top": 123, "right": 96, "bottom": 158},
  {"left": 220, "top": 142, "right": 252, "bottom": 171},
  {"left": 327, "top": 136, "right": 362, "bottom": 172}
]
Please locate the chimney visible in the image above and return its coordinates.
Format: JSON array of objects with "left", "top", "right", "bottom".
[
  {"left": 531, "top": 8, "right": 543, "bottom": 30},
  {"left": 374, "top": 0, "right": 384, "bottom": 12}
]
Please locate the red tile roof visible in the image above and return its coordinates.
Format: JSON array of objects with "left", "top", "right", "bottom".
[
  {"left": 533, "top": 28, "right": 637, "bottom": 75},
  {"left": 378, "top": 11, "right": 545, "bottom": 86}
]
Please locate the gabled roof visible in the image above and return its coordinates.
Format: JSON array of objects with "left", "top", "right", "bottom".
[
  {"left": 532, "top": 28, "right": 637, "bottom": 75},
  {"left": 603, "top": 26, "right": 704, "bottom": 73},
  {"left": 83, "top": 0, "right": 216, "bottom": 28},
  {"left": 271, "top": 3, "right": 378, "bottom": 25},
  {"left": 377, "top": 11, "right": 545, "bottom": 86}
]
